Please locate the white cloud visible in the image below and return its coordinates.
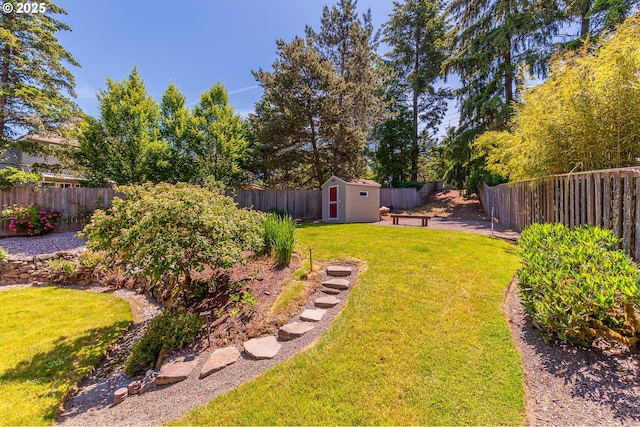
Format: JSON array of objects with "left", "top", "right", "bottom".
[{"left": 228, "top": 85, "right": 260, "bottom": 95}]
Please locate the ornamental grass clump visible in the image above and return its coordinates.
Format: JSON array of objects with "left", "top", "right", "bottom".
[
  {"left": 518, "top": 223, "right": 640, "bottom": 346},
  {"left": 263, "top": 213, "right": 296, "bottom": 265},
  {"left": 1, "top": 203, "right": 62, "bottom": 235}
]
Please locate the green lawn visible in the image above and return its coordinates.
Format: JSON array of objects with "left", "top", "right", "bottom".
[
  {"left": 0, "top": 287, "right": 132, "bottom": 426},
  {"left": 174, "top": 224, "right": 525, "bottom": 425}
]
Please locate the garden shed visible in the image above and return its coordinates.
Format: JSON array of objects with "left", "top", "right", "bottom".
[{"left": 321, "top": 176, "right": 381, "bottom": 223}]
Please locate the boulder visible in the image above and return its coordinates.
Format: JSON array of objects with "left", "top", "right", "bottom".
[
  {"left": 278, "top": 322, "right": 314, "bottom": 340},
  {"left": 326, "top": 265, "right": 351, "bottom": 277},
  {"left": 155, "top": 355, "right": 198, "bottom": 385},
  {"left": 300, "top": 308, "right": 327, "bottom": 322},
  {"left": 243, "top": 336, "right": 281, "bottom": 360},
  {"left": 200, "top": 346, "right": 241, "bottom": 379},
  {"left": 322, "top": 278, "right": 349, "bottom": 290},
  {"left": 315, "top": 295, "right": 340, "bottom": 308}
]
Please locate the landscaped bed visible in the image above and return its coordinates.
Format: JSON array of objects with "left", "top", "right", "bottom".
[
  {"left": 173, "top": 224, "right": 524, "bottom": 425},
  {"left": 0, "top": 287, "right": 131, "bottom": 426}
]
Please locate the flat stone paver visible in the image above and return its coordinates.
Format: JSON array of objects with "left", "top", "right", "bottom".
[
  {"left": 278, "top": 322, "right": 314, "bottom": 340},
  {"left": 326, "top": 265, "right": 352, "bottom": 277},
  {"left": 243, "top": 336, "right": 282, "bottom": 360},
  {"left": 315, "top": 295, "right": 340, "bottom": 308},
  {"left": 300, "top": 308, "right": 327, "bottom": 322},
  {"left": 322, "top": 278, "right": 350, "bottom": 290},
  {"left": 155, "top": 355, "right": 198, "bottom": 385},
  {"left": 200, "top": 346, "right": 241, "bottom": 379},
  {"left": 321, "top": 287, "right": 341, "bottom": 295}
]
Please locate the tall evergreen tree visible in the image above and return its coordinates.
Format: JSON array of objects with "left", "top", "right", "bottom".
[
  {"left": 382, "top": 0, "right": 449, "bottom": 181},
  {"left": 306, "top": 0, "right": 383, "bottom": 177},
  {"left": 77, "top": 67, "right": 166, "bottom": 185},
  {"left": 192, "top": 83, "right": 251, "bottom": 187},
  {"left": 159, "top": 82, "right": 196, "bottom": 183},
  {"left": 0, "top": 0, "right": 79, "bottom": 149},
  {"left": 251, "top": 37, "right": 338, "bottom": 189}
]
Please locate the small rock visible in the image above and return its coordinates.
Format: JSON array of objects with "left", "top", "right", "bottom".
[
  {"left": 155, "top": 355, "right": 198, "bottom": 385},
  {"left": 113, "top": 387, "right": 128, "bottom": 405},
  {"left": 326, "top": 265, "right": 351, "bottom": 277},
  {"left": 200, "top": 346, "right": 241, "bottom": 379},
  {"left": 322, "top": 278, "right": 349, "bottom": 290},
  {"left": 321, "top": 287, "right": 341, "bottom": 295},
  {"left": 139, "top": 370, "right": 158, "bottom": 394},
  {"left": 300, "top": 308, "right": 327, "bottom": 322},
  {"left": 315, "top": 295, "right": 340, "bottom": 308},
  {"left": 127, "top": 380, "right": 142, "bottom": 395},
  {"left": 243, "top": 336, "right": 282, "bottom": 359},
  {"left": 278, "top": 322, "right": 314, "bottom": 340}
]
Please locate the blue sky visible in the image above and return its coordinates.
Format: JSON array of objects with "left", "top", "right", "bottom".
[{"left": 55, "top": 0, "right": 405, "bottom": 120}]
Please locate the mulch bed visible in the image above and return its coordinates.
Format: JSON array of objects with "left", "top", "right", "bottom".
[{"left": 505, "top": 279, "right": 640, "bottom": 425}]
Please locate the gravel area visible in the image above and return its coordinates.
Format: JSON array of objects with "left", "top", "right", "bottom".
[
  {"left": 374, "top": 216, "right": 520, "bottom": 241},
  {"left": 56, "top": 264, "right": 359, "bottom": 426},
  {"left": 0, "top": 232, "right": 86, "bottom": 257},
  {"left": 505, "top": 279, "right": 640, "bottom": 425}
]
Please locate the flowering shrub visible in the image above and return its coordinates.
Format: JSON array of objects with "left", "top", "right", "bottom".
[{"left": 1, "top": 203, "right": 62, "bottom": 235}]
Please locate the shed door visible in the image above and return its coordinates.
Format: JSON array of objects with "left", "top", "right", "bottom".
[{"left": 328, "top": 185, "right": 339, "bottom": 219}]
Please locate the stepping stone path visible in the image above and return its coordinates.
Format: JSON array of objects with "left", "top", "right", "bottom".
[
  {"left": 200, "top": 346, "right": 241, "bottom": 379},
  {"left": 278, "top": 322, "right": 314, "bottom": 341},
  {"left": 155, "top": 355, "right": 198, "bottom": 385},
  {"left": 326, "top": 265, "right": 352, "bottom": 277},
  {"left": 300, "top": 308, "right": 327, "bottom": 322},
  {"left": 243, "top": 336, "right": 282, "bottom": 360},
  {"left": 315, "top": 295, "right": 340, "bottom": 308},
  {"left": 118, "top": 263, "right": 354, "bottom": 407},
  {"left": 322, "top": 278, "right": 350, "bottom": 290}
]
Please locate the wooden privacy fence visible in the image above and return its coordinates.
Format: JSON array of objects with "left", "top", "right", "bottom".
[
  {"left": 227, "top": 189, "right": 322, "bottom": 219},
  {"left": 0, "top": 187, "right": 115, "bottom": 237},
  {"left": 478, "top": 167, "right": 640, "bottom": 261},
  {"left": 0, "top": 184, "right": 435, "bottom": 237}
]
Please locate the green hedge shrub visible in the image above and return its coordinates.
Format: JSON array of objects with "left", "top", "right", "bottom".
[
  {"left": 518, "top": 223, "right": 640, "bottom": 346},
  {"left": 81, "top": 183, "right": 263, "bottom": 307},
  {"left": 263, "top": 213, "right": 296, "bottom": 265},
  {"left": 125, "top": 308, "right": 204, "bottom": 377}
]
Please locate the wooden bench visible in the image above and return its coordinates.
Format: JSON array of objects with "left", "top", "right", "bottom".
[{"left": 390, "top": 214, "right": 429, "bottom": 227}]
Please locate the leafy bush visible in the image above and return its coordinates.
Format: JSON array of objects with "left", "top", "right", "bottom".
[
  {"left": 124, "top": 308, "right": 204, "bottom": 376},
  {"left": 518, "top": 223, "right": 640, "bottom": 346},
  {"left": 81, "top": 183, "right": 263, "bottom": 306},
  {"left": 1, "top": 203, "right": 62, "bottom": 235},
  {"left": 0, "top": 247, "right": 8, "bottom": 262},
  {"left": 397, "top": 181, "right": 424, "bottom": 190},
  {"left": 45, "top": 259, "right": 79, "bottom": 276},
  {"left": 78, "top": 250, "right": 105, "bottom": 271},
  {"left": 0, "top": 166, "right": 41, "bottom": 191},
  {"left": 263, "top": 214, "right": 296, "bottom": 265}
]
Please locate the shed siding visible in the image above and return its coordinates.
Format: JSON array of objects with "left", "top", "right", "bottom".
[{"left": 345, "top": 185, "right": 379, "bottom": 222}]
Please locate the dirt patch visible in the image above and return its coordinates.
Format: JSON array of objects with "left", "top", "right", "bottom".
[{"left": 410, "top": 188, "right": 488, "bottom": 220}]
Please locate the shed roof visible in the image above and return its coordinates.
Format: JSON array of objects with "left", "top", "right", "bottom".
[{"left": 321, "top": 175, "right": 381, "bottom": 188}]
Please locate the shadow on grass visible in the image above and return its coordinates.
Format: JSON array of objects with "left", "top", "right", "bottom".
[{"left": 0, "top": 320, "right": 130, "bottom": 423}]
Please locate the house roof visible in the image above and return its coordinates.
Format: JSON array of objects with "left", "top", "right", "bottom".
[
  {"left": 321, "top": 175, "right": 381, "bottom": 188},
  {"left": 18, "top": 134, "right": 78, "bottom": 147}
]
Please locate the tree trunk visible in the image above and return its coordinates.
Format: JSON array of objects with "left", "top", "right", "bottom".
[
  {"left": 411, "top": 26, "right": 421, "bottom": 182},
  {"left": 0, "top": 43, "right": 11, "bottom": 138},
  {"left": 310, "top": 117, "right": 324, "bottom": 189}
]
